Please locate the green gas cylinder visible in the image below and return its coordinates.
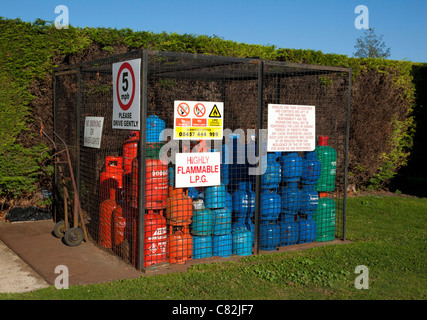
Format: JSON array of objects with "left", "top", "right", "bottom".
[
  {"left": 315, "top": 136, "right": 337, "bottom": 192},
  {"left": 313, "top": 193, "right": 335, "bottom": 242}
]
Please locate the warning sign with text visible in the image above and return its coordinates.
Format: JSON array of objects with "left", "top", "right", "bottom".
[
  {"left": 175, "top": 152, "right": 221, "bottom": 188},
  {"left": 267, "top": 104, "right": 316, "bottom": 152},
  {"left": 112, "top": 58, "right": 141, "bottom": 130},
  {"left": 173, "top": 101, "right": 223, "bottom": 140}
]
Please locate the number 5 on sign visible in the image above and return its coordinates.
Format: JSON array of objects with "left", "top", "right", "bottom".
[{"left": 112, "top": 59, "right": 141, "bottom": 130}]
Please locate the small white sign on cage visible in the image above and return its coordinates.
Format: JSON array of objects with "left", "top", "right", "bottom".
[
  {"left": 175, "top": 152, "right": 221, "bottom": 188},
  {"left": 267, "top": 104, "right": 316, "bottom": 152},
  {"left": 84, "top": 116, "right": 104, "bottom": 148},
  {"left": 112, "top": 58, "right": 141, "bottom": 130}
]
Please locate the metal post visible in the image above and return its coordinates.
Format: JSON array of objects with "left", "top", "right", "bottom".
[
  {"left": 254, "top": 59, "right": 264, "bottom": 255},
  {"left": 138, "top": 51, "right": 148, "bottom": 270},
  {"left": 342, "top": 69, "right": 352, "bottom": 241},
  {"left": 76, "top": 66, "right": 82, "bottom": 200},
  {"left": 53, "top": 73, "right": 58, "bottom": 222}
]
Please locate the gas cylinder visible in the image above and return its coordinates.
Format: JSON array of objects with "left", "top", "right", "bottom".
[
  {"left": 278, "top": 218, "right": 299, "bottom": 246},
  {"left": 100, "top": 156, "right": 123, "bottom": 202},
  {"left": 112, "top": 205, "right": 126, "bottom": 248},
  {"left": 315, "top": 136, "right": 337, "bottom": 192},
  {"left": 205, "top": 185, "right": 227, "bottom": 209},
  {"left": 167, "top": 225, "right": 192, "bottom": 264},
  {"left": 168, "top": 167, "right": 175, "bottom": 187},
  {"left": 260, "top": 189, "right": 281, "bottom": 221},
  {"left": 212, "top": 207, "right": 232, "bottom": 235},
  {"left": 232, "top": 181, "right": 255, "bottom": 219},
  {"left": 193, "top": 235, "right": 212, "bottom": 259},
  {"left": 301, "top": 151, "right": 321, "bottom": 185},
  {"left": 300, "top": 184, "right": 319, "bottom": 216},
  {"left": 98, "top": 192, "right": 117, "bottom": 249},
  {"left": 221, "top": 144, "right": 230, "bottom": 185},
  {"left": 280, "top": 181, "right": 302, "bottom": 215},
  {"left": 313, "top": 192, "right": 336, "bottom": 242},
  {"left": 296, "top": 215, "right": 317, "bottom": 244},
  {"left": 260, "top": 221, "right": 279, "bottom": 251},
  {"left": 144, "top": 212, "right": 167, "bottom": 267},
  {"left": 166, "top": 188, "right": 192, "bottom": 226},
  {"left": 279, "top": 152, "right": 303, "bottom": 183},
  {"left": 261, "top": 153, "right": 282, "bottom": 189},
  {"left": 232, "top": 228, "right": 252, "bottom": 256},
  {"left": 212, "top": 234, "right": 232, "bottom": 257},
  {"left": 123, "top": 131, "right": 139, "bottom": 174},
  {"left": 188, "top": 187, "right": 199, "bottom": 200},
  {"left": 191, "top": 200, "right": 214, "bottom": 236},
  {"left": 130, "top": 157, "right": 168, "bottom": 209},
  {"left": 225, "top": 192, "right": 232, "bottom": 210},
  {"left": 146, "top": 115, "right": 166, "bottom": 143}
]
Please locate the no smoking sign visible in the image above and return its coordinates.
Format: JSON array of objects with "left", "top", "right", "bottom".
[{"left": 112, "top": 58, "right": 141, "bottom": 130}]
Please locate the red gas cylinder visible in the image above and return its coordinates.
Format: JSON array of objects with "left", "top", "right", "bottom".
[
  {"left": 130, "top": 158, "right": 168, "bottom": 209},
  {"left": 167, "top": 225, "right": 192, "bottom": 264},
  {"left": 123, "top": 131, "right": 139, "bottom": 174},
  {"left": 99, "top": 191, "right": 117, "bottom": 249},
  {"left": 112, "top": 205, "right": 126, "bottom": 248},
  {"left": 166, "top": 188, "right": 193, "bottom": 226},
  {"left": 100, "top": 156, "right": 123, "bottom": 202},
  {"left": 144, "top": 211, "right": 167, "bottom": 267}
]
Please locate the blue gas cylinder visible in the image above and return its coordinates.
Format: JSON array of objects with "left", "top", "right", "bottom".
[
  {"left": 168, "top": 167, "right": 175, "bottom": 187},
  {"left": 232, "top": 181, "right": 255, "bottom": 218},
  {"left": 279, "top": 152, "right": 303, "bottom": 183},
  {"left": 193, "top": 235, "right": 213, "bottom": 259},
  {"left": 245, "top": 218, "right": 255, "bottom": 246},
  {"left": 301, "top": 151, "right": 321, "bottom": 185},
  {"left": 212, "top": 234, "right": 232, "bottom": 257},
  {"left": 260, "top": 222, "right": 279, "bottom": 251},
  {"left": 279, "top": 218, "right": 299, "bottom": 246},
  {"left": 260, "top": 189, "right": 281, "bottom": 221},
  {"left": 146, "top": 115, "right": 166, "bottom": 143},
  {"left": 205, "top": 185, "right": 227, "bottom": 209},
  {"left": 261, "top": 153, "right": 282, "bottom": 189},
  {"left": 225, "top": 192, "right": 232, "bottom": 210},
  {"left": 232, "top": 228, "right": 252, "bottom": 256},
  {"left": 188, "top": 187, "right": 199, "bottom": 199},
  {"left": 297, "top": 216, "right": 317, "bottom": 244},
  {"left": 191, "top": 201, "right": 214, "bottom": 236},
  {"left": 232, "top": 218, "right": 247, "bottom": 230},
  {"left": 221, "top": 144, "right": 230, "bottom": 185},
  {"left": 212, "top": 207, "right": 232, "bottom": 235},
  {"left": 280, "top": 181, "right": 302, "bottom": 215},
  {"left": 300, "top": 184, "right": 319, "bottom": 216}
]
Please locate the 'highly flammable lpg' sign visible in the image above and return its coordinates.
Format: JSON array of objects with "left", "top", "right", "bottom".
[{"left": 175, "top": 152, "right": 221, "bottom": 188}]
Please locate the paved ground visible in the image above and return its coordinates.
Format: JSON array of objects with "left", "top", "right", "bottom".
[
  {"left": 0, "top": 239, "right": 50, "bottom": 293},
  {"left": 0, "top": 220, "right": 142, "bottom": 294}
]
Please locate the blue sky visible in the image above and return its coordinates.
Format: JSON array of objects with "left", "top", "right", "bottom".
[{"left": 1, "top": 0, "right": 426, "bottom": 62}]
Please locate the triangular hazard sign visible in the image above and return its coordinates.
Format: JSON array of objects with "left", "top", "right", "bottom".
[{"left": 209, "top": 105, "right": 221, "bottom": 118}]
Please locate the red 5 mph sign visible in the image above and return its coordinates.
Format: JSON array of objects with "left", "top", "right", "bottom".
[{"left": 112, "top": 59, "right": 141, "bottom": 130}]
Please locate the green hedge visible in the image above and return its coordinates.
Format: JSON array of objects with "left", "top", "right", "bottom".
[{"left": 0, "top": 17, "right": 419, "bottom": 198}]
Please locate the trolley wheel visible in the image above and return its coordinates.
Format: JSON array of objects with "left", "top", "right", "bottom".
[
  {"left": 63, "top": 227, "right": 84, "bottom": 247},
  {"left": 53, "top": 221, "right": 66, "bottom": 238}
]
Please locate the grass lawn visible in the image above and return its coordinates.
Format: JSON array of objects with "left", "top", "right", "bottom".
[{"left": 1, "top": 194, "right": 426, "bottom": 300}]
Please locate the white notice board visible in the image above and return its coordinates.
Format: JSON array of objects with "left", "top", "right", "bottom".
[
  {"left": 267, "top": 104, "right": 316, "bottom": 152},
  {"left": 84, "top": 116, "right": 104, "bottom": 148}
]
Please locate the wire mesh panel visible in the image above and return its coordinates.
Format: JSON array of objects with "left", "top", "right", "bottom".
[{"left": 53, "top": 49, "right": 350, "bottom": 270}]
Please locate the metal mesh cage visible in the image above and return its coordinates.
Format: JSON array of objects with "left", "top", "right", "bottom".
[{"left": 53, "top": 49, "right": 351, "bottom": 270}]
